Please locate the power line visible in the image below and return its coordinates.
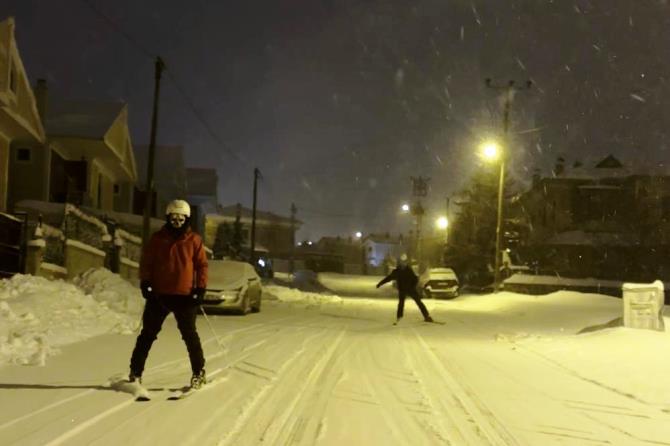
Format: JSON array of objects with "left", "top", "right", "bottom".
[
  {"left": 163, "top": 70, "right": 245, "bottom": 166},
  {"left": 76, "top": 0, "right": 245, "bottom": 169},
  {"left": 78, "top": 0, "right": 154, "bottom": 59}
]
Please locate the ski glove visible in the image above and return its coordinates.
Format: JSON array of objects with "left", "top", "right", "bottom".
[
  {"left": 140, "top": 281, "right": 153, "bottom": 300},
  {"left": 192, "top": 287, "right": 206, "bottom": 304}
]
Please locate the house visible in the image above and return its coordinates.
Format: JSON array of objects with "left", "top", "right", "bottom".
[
  {"left": 43, "top": 97, "right": 137, "bottom": 213},
  {"left": 7, "top": 69, "right": 137, "bottom": 214},
  {"left": 513, "top": 155, "right": 670, "bottom": 280},
  {"left": 362, "top": 233, "right": 406, "bottom": 267},
  {"left": 186, "top": 167, "right": 218, "bottom": 235},
  {"left": 204, "top": 204, "right": 301, "bottom": 258},
  {"left": 133, "top": 144, "right": 187, "bottom": 217},
  {"left": 0, "top": 17, "right": 46, "bottom": 212}
]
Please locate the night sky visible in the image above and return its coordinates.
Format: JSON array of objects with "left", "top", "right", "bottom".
[{"left": 5, "top": 0, "right": 670, "bottom": 241}]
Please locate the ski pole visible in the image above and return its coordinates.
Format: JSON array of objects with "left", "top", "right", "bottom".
[{"left": 198, "top": 305, "right": 227, "bottom": 356}]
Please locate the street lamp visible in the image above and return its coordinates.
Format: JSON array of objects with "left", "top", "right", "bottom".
[
  {"left": 481, "top": 141, "right": 500, "bottom": 161},
  {"left": 485, "top": 78, "right": 531, "bottom": 292},
  {"left": 401, "top": 203, "right": 410, "bottom": 213},
  {"left": 355, "top": 231, "right": 362, "bottom": 239},
  {"left": 435, "top": 216, "right": 448, "bottom": 230},
  {"left": 482, "top": 139, "right": 506, "bottom": 292}
]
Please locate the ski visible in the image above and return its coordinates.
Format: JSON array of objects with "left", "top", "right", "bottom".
[
  {"left": 426, "top": 320, "right": 446, "bottom": 325},
  {"left": 109, "top": 377, "right": 152, "bottom": 401},
  {"left": 167, "top": 377, "right": 220, "bottom": 400}
]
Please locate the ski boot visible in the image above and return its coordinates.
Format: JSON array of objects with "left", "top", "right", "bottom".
[
  {"left": 128, "top": 372, "right": 142, "bottom": 385},
  {"left": 190, "top": 369, "right": 207, "bottom": 390}
]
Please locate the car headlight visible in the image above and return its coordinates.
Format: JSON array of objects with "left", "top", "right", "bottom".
[
  {"left": 221, "top": 287, "right": 244, "bottom": 301},
  {"left": 206, "top": 287, "right": 243, "bottom": 302}
]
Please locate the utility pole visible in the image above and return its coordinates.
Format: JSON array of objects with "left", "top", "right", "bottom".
[
  {"left": 445, "top": 195, "right": 451, "bottom": 245},
  {"left": 410, "top": 176, "right": 429, "bottom": 264},
  {"left": 250, "top": 167, "right": 261, "bottom": 266},
  {"left": 289, "top": 203, "right": 297, "bottom": 274},
  {"left": 485, "top": 78, "right": 531, "bottom": 292},
  {"left": 142, "top": 57, "right": 165, "bottom": 247}
]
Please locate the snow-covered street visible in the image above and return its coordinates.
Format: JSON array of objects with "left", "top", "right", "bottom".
[{"left": 2, "top": 273, "right": 670, "bottom": 445}]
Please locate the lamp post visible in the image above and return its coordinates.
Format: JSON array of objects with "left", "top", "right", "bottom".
[
  {"left": 480, "top": 141, "right": 504, "bottom": 290},
  {"left": 485, "top": 79, "right": 531, "bottom": 292}
]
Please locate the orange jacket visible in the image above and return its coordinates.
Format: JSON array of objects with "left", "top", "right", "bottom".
[{"left": 140, "top": 227, "right": 208, "bottom": 296}]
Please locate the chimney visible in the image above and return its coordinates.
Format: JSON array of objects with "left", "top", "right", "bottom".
[
  {"left": 34, "top": 79, "right": 48, "bottom": 122},
  {"left": 553, "top": 156, "right": 565, "bottom": 177}
]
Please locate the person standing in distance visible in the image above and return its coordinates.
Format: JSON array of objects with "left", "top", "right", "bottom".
[
  {"left": 128, "top": 199, "right": 209, "bottom": 389},
  {"left": 376, "top": 254, "right": 434, "bottom": 325}
]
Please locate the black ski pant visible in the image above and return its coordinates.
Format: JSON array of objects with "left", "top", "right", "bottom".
[
  {"left": 129, "top": 295, "right": 205, "bottom": 376},
  {"left": 397, "top": 289, "right": 430, "bottom": 320}
]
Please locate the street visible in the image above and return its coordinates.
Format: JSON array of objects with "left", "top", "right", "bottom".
[{"left": 1, "top": 290, "right": 670, "bottom": 445}]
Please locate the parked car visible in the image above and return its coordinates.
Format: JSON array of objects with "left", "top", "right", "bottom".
[
  {"left": 201, "top": 260, "right": 262, "bottom": 314},
  {"left": 419, "top": 267, "right": 460, "bottom": 299}
]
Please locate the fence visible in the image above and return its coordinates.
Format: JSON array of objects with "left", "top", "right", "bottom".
[
  {"left": 14, "top": 202, "right": 141, "bottom": 284},
  {"left": 0, "top": 212, "right": 24, "bottom": 277}
]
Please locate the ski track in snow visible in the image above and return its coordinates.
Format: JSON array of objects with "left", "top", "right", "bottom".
[
  {"left": 0, "top": 313, "right": 301, "bottom": 445},
  {"left": 5, "top": 298, "right": 670, "bottom": 445}
]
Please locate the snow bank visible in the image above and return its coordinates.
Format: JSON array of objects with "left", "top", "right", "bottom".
[
  {"left": 0, "top": 272, "right": 141, "bottom": 367},
  {"left": 72, "top": 267, "right": 144, "bottom": 316},
  {"left": 263, "top": 285, "right": 343, "bottom": 306}
]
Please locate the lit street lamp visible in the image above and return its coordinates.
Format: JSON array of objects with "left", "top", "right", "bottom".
[
  {"left": 435, "top": 216, "right": 449, "bottom": 230},
  {"left": 401, "top": 203, "right": 410, "bottom": 213},
  {"left": 481, "top": 141, "right": 500, "bottom": 161},
  {"left": 355, "top": 231, "right": 363, "bottom": 239},
  {"left": 482, "top": 139, "right": 506, "bottom": 292}
]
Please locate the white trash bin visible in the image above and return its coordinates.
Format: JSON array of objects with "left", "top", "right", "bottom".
[{"left": 622, "top": 280, "right": 665, "bottom": 331}]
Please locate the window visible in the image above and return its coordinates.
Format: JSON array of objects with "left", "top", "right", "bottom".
[{"left": 16, "top": 148, "right": 31, "bottom": 162}]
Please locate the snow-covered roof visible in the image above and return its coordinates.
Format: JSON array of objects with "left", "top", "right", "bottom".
[
  {"left": 212, "top": 204, "right": 300, "bottom": 226},
  {"left": 550, "top": 155, "right": 670, "bottom": 180},
  {"left": 46, "top": 100, "right": 125, "bottom": 140},
  {"left": 363, "top": 233, "right": 403, "bottom": 244}
]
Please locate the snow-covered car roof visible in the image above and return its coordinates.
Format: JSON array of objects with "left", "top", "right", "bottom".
[
  {"left": 208, "top": 259, "right": 259, "bottom": 290},
  {"left": 422, "top": 268, "right": 458, "bottom": 279}
]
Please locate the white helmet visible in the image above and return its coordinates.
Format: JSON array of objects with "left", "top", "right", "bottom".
[{"left": 165, "top": 199, "right": 191, "bottom": 217}]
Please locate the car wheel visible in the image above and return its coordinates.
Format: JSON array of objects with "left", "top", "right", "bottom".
[
  {"left": 237, "top": 294, "right": 250, "bottom": 315},
  {"left": 251, "top": 291, "right": 262, "bottom": 313}
]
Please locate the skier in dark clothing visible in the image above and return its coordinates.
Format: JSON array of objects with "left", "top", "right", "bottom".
[
  {"left": 128, "top": 199, "right": 209, "bottom": 389},
  {"left": 376, "top": 254, "right": 434, "bottom": 324}
]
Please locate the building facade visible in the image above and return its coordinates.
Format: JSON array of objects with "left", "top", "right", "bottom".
[{"left": 0, "top": 17, "right": 46, "bottom": 212}]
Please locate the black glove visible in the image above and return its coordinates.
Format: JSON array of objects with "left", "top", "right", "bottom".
[
  {"left": 140, "top": 281, "right": 153, "bottom": 300},
  {"left": 192, "top": 287, "right": 206, "bottom": 304}
]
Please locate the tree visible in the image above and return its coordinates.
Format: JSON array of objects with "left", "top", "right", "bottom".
[
  {"left": 212, "top": 222, "right": 232, "bottom": 259},
  {"left": 445, "top": 164, "right": 515, "bottom": 287},
  {"left": 231, "top": 213, "right": 246, "bottom": 259},
  {"left": 211, "top": 216, "right": 247, "bottom": 260}
]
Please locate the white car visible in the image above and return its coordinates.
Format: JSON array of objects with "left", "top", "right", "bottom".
[
  {"left": 419, "top": 267, "right": 460, "bottom": 299},
  {"left": 201, "top": 260, "right": 262, "bottom": 314}
]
